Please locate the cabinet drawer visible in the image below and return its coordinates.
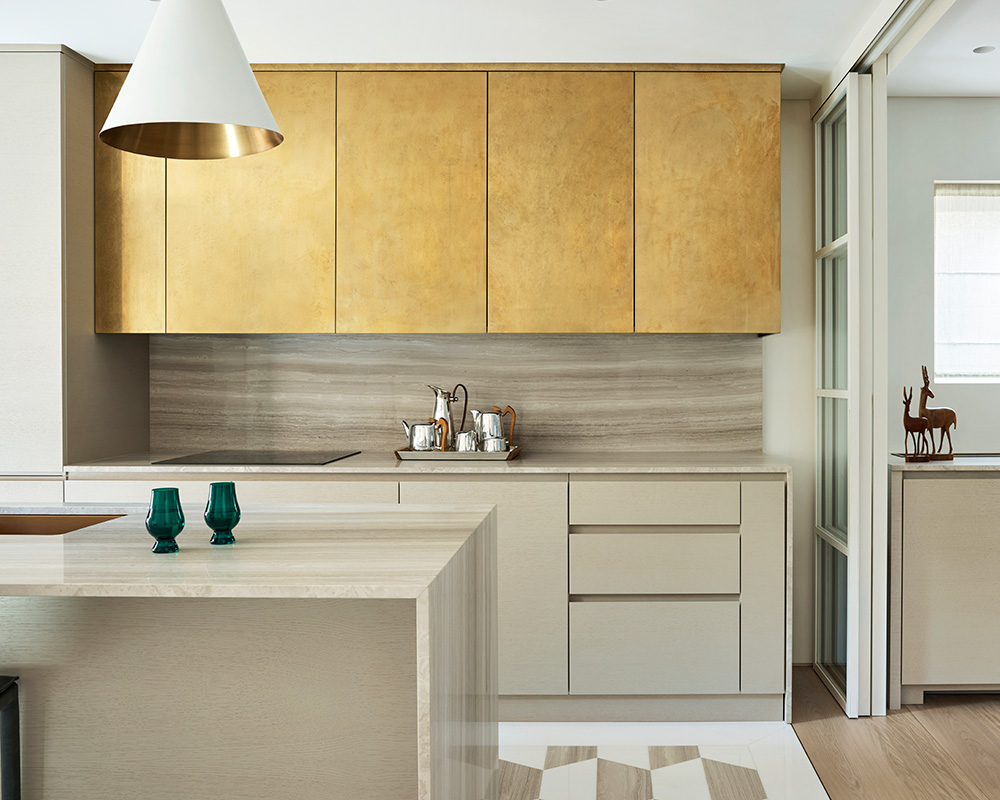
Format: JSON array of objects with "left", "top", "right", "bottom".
[
  {"left": 570, "top": 601, "right": 739, "bottom": 694},
  {"left": 570, "top": 533, "right": 739, "bottom": 595},
  {"left": 569, "top": 479, "right": 739, "bottom": 525}
]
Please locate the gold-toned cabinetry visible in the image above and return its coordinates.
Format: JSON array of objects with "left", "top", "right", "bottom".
[
  {"left": 94, "top": 66, "right": 781, "bottom": 335},
  {"left": 336, "top": 72, "right": 487, "bottom": 333},
  {"left": 635, "top": 71, "right": 781, "bottom": 333},
  {"left": 94, "top": 71, "right": 166, "bottom": 333},
  {"left": 487, "top": 72, "right": 634, "bottom": 333},
  {"left": 166, "top": 71, "right": 336, "bottom": 333}
]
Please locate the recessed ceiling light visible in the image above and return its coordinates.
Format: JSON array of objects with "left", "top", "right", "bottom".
[{"left": 973, "top": 45, "right": 996, "bottom": 54}]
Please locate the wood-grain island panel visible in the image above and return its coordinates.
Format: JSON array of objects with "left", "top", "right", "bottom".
[
  {"left": 94, "top": 71, "right": 165, "bottom": 333},
  {"left": 166, "top": 72, "right": 336, "bottom": 333},
  {"left": 337, "top": 72, "right": 487, "bottom": 333},
  {"left": 635, "top": 72, "right": 780, "bottom": 333},
  {"left": 487, "top": 72, "right": 634, "bottom": 332}
]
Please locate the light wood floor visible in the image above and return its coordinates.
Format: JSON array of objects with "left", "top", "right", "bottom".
[{"left": 793, "top": 665, "right": 1000, "bottom": 800}]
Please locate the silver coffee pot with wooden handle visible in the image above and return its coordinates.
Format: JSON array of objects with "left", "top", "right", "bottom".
[{"left": 428, "top": 384, "right": 468, "bottom": 451}]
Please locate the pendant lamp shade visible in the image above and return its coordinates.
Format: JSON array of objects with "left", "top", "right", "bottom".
[{"left": 100, "top": 0, "right": 282, "bottom": 159}]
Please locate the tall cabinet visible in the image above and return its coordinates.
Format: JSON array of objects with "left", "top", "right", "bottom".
[{"left": 0, "top": 45, "right": 147, "bottom": 503}]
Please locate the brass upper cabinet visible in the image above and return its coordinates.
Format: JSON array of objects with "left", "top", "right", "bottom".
[
  {"left": 165, "top": 72, "right": 336, "bottom": 333},
  {"left": 94, "top": 71, "right": 166, "bottom": 333},
  {"left": 488, "top": 72, "right": 634, "bottom": 333},
  {"left": 635, "top": 72, "right": 781, "bottom": 333},
  {"left": 336, "top": 73, "right": 487, "bottom": 333}
]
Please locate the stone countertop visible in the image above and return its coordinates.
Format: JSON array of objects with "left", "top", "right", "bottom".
[
  {"left": 0, "top": 504, "right": 494, "bottom": 599},
  {"left": 66, "top": 450, "right": 792, "bottom": 475},
  {"left": 889, "top": 454, "right": 1000, "bottom": 472}
]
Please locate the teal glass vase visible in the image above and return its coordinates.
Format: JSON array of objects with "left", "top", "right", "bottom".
[
  {"left": 205, "top": 481, "right": 241, "bottom": 545},
  {"left": 146, "top": 487, "right": 185, "bottom": 553}
]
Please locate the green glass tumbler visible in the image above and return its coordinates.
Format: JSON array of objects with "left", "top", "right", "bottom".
[
  {"left": 205, "top": 481, "right": 241, "bottom": 545},
  {"left": 146, "top": 487, "right": 185, "bottom": 553}
]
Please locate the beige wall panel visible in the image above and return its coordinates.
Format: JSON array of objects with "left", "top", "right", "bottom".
[
  {"left": 902, "top": 477, "right": 1000, "bottom": 685},
  {"left": 635, "top": 72, "right": 781, "bottom": 333},
  {"left": 64, "top": 478, "right": 397, "bottom": 505},
  {"left": 739, "top": 479, "right": 786, "bottom": 694},
  {"left": 487, "top": 72, "right": 633, "bottom": 332},
  {"left": 400, "top": 477, "right": 568, "bottom": 695},
  {"left": 1, "top": 597, "right": 419, "bottom": 800},
  {"left": 94, "top": 71, "right": 166, "bottom": 333},
  {"left": 570, "top": 600, "right": 739, "bottom": 695},
  {"left": 569, "top": 478, "right": 740, "bottom": 525},
  {"left": 166, "top": 72, "right": 335, "bottom": 333},
  {"left": 569, "top": 533, "right": 739, "bottom": 595},
  {"left": 337, "top": 72, "right": 486, "bottom": 333},
  {"left": 0, "top": 53, "right": 65, "bottom": 474}
]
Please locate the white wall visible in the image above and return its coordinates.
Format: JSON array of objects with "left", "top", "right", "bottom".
[
  {"left": 763, "top": 99, "right": 816, "bottom": 664},
  {"left": 888, "top": 97, "right": 1000, "bottom": 452}
]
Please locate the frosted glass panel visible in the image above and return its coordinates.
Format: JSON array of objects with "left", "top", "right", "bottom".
[
  {"left": 818, "top": 250, "right": 848, "bottom": 390},
  {"left": 818, "top": 397, "right": 848, "bottom": 546},
  {"left": 935, "top": 183, "right": 1000, "bottom": 380},
  {"left": 820, "top": 99, "right": 848, "bottom": 246},
  {"left": 817, "top": 537, "right": 848, "bottom": 696}
]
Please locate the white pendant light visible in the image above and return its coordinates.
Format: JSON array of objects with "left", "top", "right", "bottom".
[{"left": 100, "top": 0, "right": 282, "bottom": 159}]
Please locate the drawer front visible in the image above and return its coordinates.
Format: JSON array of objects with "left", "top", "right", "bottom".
[
  {"left": 570, "top": 533, "right": 739, "bottom": 595},
  {"left": 64, "top": 479, "right": 398, "bottom": 505},
  {"left": 570, "top": 601, "right": 739, "bottom": 695},
  {"left": 569, "top": 479, "right": 740, "bottom": 525}
]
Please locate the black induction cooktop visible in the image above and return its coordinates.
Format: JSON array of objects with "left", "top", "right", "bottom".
[{"left": 153, "top": 450, "right": 361, "bottom": 466}]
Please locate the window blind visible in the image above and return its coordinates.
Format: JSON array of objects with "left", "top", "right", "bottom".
[{"left": 934, "top": 182, "right": 1000, "bottom": 381}]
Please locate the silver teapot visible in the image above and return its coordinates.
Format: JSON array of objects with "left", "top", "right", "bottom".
[
  {"left": 471, "top": 405, "right": 516, "bottom": 447},
  {"left": 428, "top": 384, "right": 468, "bottom": 451}
]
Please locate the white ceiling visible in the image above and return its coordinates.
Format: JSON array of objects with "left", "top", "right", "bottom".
[
  {"left": 889, "top": 0, "right": 1000, "bottom": 96},
  {"left": 2, "top": 0, "right": 887, "bottom": 99}
]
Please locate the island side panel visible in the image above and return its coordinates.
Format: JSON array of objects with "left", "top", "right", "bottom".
[
  {"left": 419, "top": 512, "right": 498, "bottom": 800},
  {"left": 0, "top": 597, "right": 419, "bottom": 800}
]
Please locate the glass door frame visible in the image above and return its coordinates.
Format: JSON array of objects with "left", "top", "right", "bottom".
[{"left": 813, "top": 72, "right": 875, "bottom": 718}]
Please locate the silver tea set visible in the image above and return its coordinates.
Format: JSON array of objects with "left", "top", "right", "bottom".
[{"left": 402, "top": 384, "right": 516, "bottom": 453}]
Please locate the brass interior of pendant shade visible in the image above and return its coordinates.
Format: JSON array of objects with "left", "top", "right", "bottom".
[{"left": 100, "top": 121, "right": 283, "bottom": 159}]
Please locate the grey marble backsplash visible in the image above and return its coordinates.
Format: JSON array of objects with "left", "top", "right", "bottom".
[{"left": 149, "top": 334, "right": 762, "bottom": 453}]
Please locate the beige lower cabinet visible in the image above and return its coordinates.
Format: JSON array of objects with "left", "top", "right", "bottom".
[
  {"left": 63, "top": 476, "right": 398, "bottom": 505},
  {"left": 566, "top": 475, "right": 787, "bottom": 716},
  {"left": 892, "top": 472, "right": 1000, "bottom": 707},
  {"left": 399, "top": 476, "right": 568, "bottom": 695}
]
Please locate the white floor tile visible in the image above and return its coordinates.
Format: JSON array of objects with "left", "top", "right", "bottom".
[
  {"left": 500, "top": 744, "right": 548, "bottom": 770},
  {"left": 696, "top": 744, "right": 757, "bottom": 770},
  {"left": 747, "top": 726, "right": 830, "bottom": 800},
  {"left": 650, "top": 758, "right": 712, "bottom": 800},
  {"left": 539, "top": 758, "right": 599, "bottom": 800},
  {"left": 595, "top": 745, "right": 651, "bottom": 770}
]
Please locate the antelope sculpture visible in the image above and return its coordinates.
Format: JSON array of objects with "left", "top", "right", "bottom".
[
  {"left": 903, "top": 387, "right": 930, "bottom": 460},
  {"left": 919, "top": 365, "right": 957, "bottom": 458}
]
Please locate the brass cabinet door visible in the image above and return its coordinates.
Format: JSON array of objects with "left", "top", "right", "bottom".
[
  {"left": 635, "top": 72, "right": 781, "bottom": 333},
  {"left": 165, "top": 72, "right": 336, "bottom": 333},
  {"left": 336, "top": 72, "right": 487, "bottom": 333},
  {"left": 94, "top": 71, "right": 166, "bottom": 333},
  {"left": 487, "top": 72, "right": 634, "bottom": 333}
]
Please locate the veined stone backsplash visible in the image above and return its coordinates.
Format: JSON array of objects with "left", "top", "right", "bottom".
[{"left": 149, "top": 334, "right": 762, "bottom": 453}]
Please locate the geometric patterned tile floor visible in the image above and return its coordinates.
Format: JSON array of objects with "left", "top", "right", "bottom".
[{"left": 499, "top": 723, "right": 830, "bottom": 800}]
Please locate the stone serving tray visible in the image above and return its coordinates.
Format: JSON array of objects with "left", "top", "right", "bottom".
[{"left": 395, "top": 445, "right": 522, "bottom": 461}]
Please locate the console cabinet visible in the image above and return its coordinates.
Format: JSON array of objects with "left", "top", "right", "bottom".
[{"left": 891, "top": 470, "right": 1000, "bottom": 707}]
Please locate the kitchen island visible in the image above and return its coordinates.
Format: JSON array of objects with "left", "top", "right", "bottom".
[{"left": 0, "top": 504, "right": 497, "bottom": 800}]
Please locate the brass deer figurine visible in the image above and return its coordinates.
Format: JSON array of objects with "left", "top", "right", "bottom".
[
  {"left": 902, "top": 387, "right": 930, "bottom": 461},
  {"left": 919, "top": 365, "right": 957, "bottom": 458}
]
